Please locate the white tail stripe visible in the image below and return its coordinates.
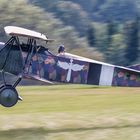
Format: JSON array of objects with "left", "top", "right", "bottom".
[{"left": 99, "top": 65, "right": 114, "bottom": 86}]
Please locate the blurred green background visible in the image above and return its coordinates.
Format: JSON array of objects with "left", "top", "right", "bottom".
[
  {"left": 1, "top": 1, "right": 140, "bottom": 139},
  {"left": 0, "top": 85, "right": 140, "bottom": 140},
  {"left": 1, "top": 0, "right": 140, "bottom": 66}
]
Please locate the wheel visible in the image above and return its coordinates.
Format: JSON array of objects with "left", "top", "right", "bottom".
[{"left": 0, "top": 85, "right": 18, "bottom": 107}]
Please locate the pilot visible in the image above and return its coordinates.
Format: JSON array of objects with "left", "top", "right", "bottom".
[{"left": 57, "top": 45, "right": 66, "bottom": 57}]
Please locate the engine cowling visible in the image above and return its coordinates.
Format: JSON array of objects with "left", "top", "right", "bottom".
[{"left": 0, "top": 85, "right": 19, "bottom": 107}]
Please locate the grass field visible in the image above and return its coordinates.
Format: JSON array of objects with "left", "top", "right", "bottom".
[{"left": 0, "top": 84, "right": 140, "bottom": 140}]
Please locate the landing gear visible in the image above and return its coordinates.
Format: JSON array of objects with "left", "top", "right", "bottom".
[
  {"left": 0, "top": 72, "right": 22, "bottom": 107},
  {"left": 0, "top": 85, "right": 18, "bottom": 107}
]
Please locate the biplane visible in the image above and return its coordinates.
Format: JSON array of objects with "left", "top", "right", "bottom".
[{"left": 0, "top": 26, "right": 140, "bottom": 108}]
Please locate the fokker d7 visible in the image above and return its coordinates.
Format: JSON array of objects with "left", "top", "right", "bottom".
[{"left": 0, "top": 26, "right": 140, "bottom": 107}]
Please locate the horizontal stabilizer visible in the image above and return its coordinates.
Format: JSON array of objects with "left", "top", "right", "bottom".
[{"left": 127, "top": 64, "right": 140, "bottom": 71}]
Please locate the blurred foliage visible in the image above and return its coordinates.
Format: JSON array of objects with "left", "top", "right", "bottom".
[
  {"left": 29, "top": 0, "right": 90, "bottom": 36},
  {"left": 87, "top": 24, "right": 96, "bottom": 47},
  {"left": 0, "top": 0, "right": 104, "bottom": 61},
  {"left": 69, "top": 0, "right": 139, "bottom": 22},
  {"left": 124, "top": 18, "right": 140, "bottom": 65},
  {"left": 29, "top": 0, "right": 140, "bottom": 65},
  {"left": 0, "top": 0, "right": 140, "bottom": 65}
]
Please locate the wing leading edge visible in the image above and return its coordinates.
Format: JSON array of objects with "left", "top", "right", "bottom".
[{"left": 4, "top": 26, "right": 54, "bottom": 41}]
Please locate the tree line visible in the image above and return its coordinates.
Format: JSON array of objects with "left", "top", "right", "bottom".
[
  {"left": 29, "top": 0, "right": 140, "bottom": 66},
  {"left": 87, "top": 18, "right": 140, "bottom": 66},
  {"left": 0, "top": 0, "right": 139, "bottom": 66}
]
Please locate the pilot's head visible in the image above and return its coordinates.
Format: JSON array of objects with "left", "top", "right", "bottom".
[{"left": 58, "top": 45, "right": 65, "bottom": 53}]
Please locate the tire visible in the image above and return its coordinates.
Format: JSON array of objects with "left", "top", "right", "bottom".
[{"left": 0, "top": 85, "right": 18, "bottom": 107}]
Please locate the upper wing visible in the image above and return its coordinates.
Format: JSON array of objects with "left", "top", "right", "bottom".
[
  {"left": 57, "top": 61, "right": 70, "bottom": 70},
  {"left": 4, "top": 26, "right": 54, "bottom": 42}
]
